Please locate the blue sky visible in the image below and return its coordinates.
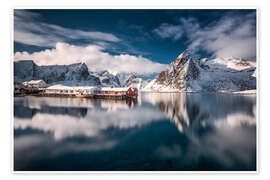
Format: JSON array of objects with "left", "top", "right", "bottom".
[{"left": 14, "top": 9, "right": 256, "bottom": 74}]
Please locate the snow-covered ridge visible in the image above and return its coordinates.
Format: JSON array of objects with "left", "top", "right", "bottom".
[
  {"left": 14, "top": 60, "right": 159, "bottom": 90},
  {"left": 14, "top": 50, "right": 256, "bottom": 93},
  {"left": 14, "top": 60, "right": 99, "bottom": 85},
  {"left": 204, "top": 57, "right": 256, "bottom": 72},
  {"left": 142, "top": 50, "right": 256, "bottom": 92},
  {"left": 14, "top": 60, "right": 127, "bottom": 88}
]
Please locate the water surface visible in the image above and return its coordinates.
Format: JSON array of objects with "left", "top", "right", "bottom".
[{"left": 14, "top": 93, "right": 256, "bottom": 171}]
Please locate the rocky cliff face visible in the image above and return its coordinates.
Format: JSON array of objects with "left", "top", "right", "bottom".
[
  {"left": 124, "top": 74, "right": 137, "bottom": 87},
  {"left": 14, "top": 60, "right": 100, "bottom": 85},
  {"left": 143, "top": 50, "right": 256, "bottom": 92},
  {"left": 90, "top": 70, "right": 121, "bottom": 87},
  {"left": 116, "top": 72, "right": 159, "bottom": 89},
  {"left": 155, "top": 50, "right": 200, "bottom": 90}
]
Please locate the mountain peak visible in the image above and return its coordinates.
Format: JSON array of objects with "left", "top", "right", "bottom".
[
  {"left": 176, "top": 49, "right": 193, "bottom": 59},
  {"left": 176, "top": 49, "right": 199, "bottom": 60},
  {"left": 173, "top": 49, "right": 198, "bottom": 67}
]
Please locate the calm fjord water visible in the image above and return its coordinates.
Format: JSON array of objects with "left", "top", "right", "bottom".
[{"left": 14, "top": 93, "right": 256, "bottom": 171}]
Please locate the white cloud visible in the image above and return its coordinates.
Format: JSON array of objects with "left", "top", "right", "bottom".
[
  {"left": 188, "top": 14, "right": 256, "bottom": 60},
  {"left": 14, "top": 10, "right": 165, "bottom": 73},
  {"left": 14, "top": 42, "right": 168, "bottom": 74},
  {"left": 153, "top": 23, "right": 184, "bottom": 40},
  {"left": 153, "top": 13, "right": 256, "bottom": 60},
  {"left": 14, "top": 10, "right": 120, "bottom": 47},
  {"left": 153, "top": 18, "right": 199, "bottom": 41}
]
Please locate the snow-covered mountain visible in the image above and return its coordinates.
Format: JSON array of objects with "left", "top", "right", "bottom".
[
  {"left": 142, "top": 50, "right": 256, "bottom": 92},
  {"left": 14, "top": 60, "right": 100, "bottom": 86},
  {"left": 90, "top": 70, "right": 121, "bottom": 87},
  {"left": 14, "top": 50, "right": 256, "bottom": 93},
  {"left": 115, "top": 72, "right": 159, "bottom": 89},
  {"left": 14, "top": 60, "right": 150, "bottom": 88}
]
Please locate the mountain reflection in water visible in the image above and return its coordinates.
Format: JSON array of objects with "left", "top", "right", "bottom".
[{"left": 14, "top": 93, "right": 256, "bottom": 171}]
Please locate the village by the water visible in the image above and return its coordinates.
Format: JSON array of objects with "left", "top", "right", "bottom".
[{"left": 14, "top": 79, "right": 138, "bottom": 100}]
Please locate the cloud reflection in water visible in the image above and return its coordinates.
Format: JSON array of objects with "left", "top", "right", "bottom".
[{"left": 14, "top": 93, "right": 256, "bottom": 171}]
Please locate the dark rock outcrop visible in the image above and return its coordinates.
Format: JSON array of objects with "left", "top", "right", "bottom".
[{"left": 156, "top": 50, "right": 200, "bottom": 90}]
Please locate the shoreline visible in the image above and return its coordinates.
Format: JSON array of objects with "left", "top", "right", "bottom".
[
  {"left": 14, "top": 89, "right": 257, "bottom": 98},
  {"left": 139, "top": 89, "right": 257, "bottom": 95}
]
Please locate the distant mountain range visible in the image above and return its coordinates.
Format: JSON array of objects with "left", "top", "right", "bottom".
[{"left": 14, "top": 50, "right": 256, "bottom": 92}]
